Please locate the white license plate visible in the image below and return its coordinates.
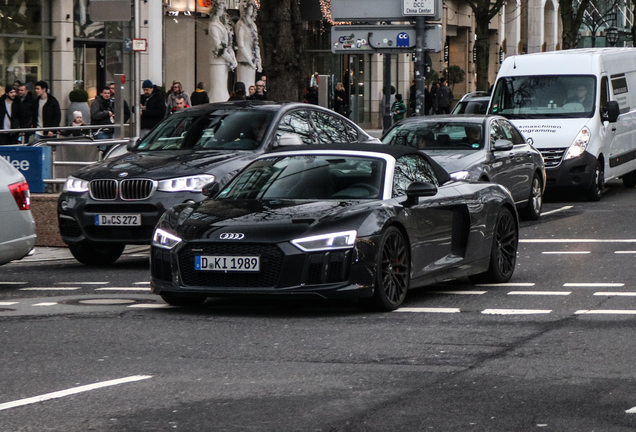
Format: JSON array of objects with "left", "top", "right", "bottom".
[
  {"left": 195, "top": 255, "right": 260, "bottom": 272},
  {"left": 94, "top": 214, "right": 141, "bottom": 226}
]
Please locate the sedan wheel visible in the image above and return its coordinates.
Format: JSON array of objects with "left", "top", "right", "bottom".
[
  {"left": 520, "top": 173, "right": 542, "bottom": 220},
  {"left": 364, "top": 226, "right": 410, "bottom": 311},
  {"left": 470, "top": 207, "right": 518, "bottom": 284}
]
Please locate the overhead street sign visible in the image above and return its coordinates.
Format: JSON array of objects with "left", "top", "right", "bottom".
[
  {"left": 331, "top": 25, "right": 443, "bottom": 54},
  {"left": 403, "top": 0, "right": 436, "bottom": 16},
  {"left": 331, "top": 0, "right": 442, "bottom": 22}
]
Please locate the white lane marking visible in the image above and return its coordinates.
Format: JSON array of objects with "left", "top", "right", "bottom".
[
  {"left": 576, "top": 310, "right": 636, "bottom": 315},
  {"left": 541, "top": 206, "right": 573, "bottom": 216},
  {"left": 395, "top": 307, "right": 461, "bottom": 313},
  {"left": 594, "top": 292, "right": 636, "bottom": 296},
  {"left": 625, "top": 406, "right": 636, "bottom": 413},
  {"left": 475, "top": 283, "right": 536, "bottom": 287},
  {"left": 33, "top": 303, "right": 58, "bottom": 306},
  {"left": 615, "top": 251, "right": 636, "bottom": 254},
  {"left": 564, "top": 283, "right": 625, "bottom": 287},
  {"left": 0, "top": 375, "right": 152, "bottom": 411},
  {"left": 128, "top": 304, "right": 176, "bottom": 308},
  {"left": 95, "top": 287, "right": 152, "bottom": 291},
  {"left": 508, "top": 291, "right": 571, "bottom": 296},
  {"left": 19, "top": 287, "right": 80, "bottom": 291},
  {"left": 54, "top": 282, "right": 109, "bottom": 285},
  {"left": 428, "top": 291, "right": 486, "bottom": 295},
  {"left": 0, "top": 282, "right": 27, "bottom": 285},
  {"left": 482, "top": 309, "right": 552, "bottom": 315},
  {"left": 542, "top": 251, "right": 591, "bottom": 254},
  {"left": 0, "top": 302, "right": 19, "bottom": 306},
  {"left": 522, "top": 239, "right": 636, "bottom": 243},
  {"left": 133, "top": 282, "right": 150, "bottom": 285}
]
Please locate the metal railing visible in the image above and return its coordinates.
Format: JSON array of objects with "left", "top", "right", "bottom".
[{"left": 0, "top": 124, "right": 134, "bottom": 191}]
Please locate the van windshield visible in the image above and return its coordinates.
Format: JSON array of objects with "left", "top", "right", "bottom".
[{"left": 489, "top": 75, "right": 596, "bottom": 119}]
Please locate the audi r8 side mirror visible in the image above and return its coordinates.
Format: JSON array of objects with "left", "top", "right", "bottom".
[
  {"left": 202, "top": 182, "right": 220, "bottom": 197},
  {"left": 405, "top": 181, "right": 437, "bottom": 206},
  {"left": 492, "top": 139, "right": 514, "bottom": 152}
]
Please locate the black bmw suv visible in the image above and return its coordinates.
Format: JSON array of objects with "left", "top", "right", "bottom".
[{"left": 57, "top": 101, "right": 377, "bottom": 265}]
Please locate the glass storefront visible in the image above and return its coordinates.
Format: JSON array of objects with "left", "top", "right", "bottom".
[{"left": 0, "top": 0, "right": 52, "bottom": 92}]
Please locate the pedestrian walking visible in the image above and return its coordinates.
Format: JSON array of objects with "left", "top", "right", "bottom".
[
  {"left": 32, "top": 80, "right": 61, "bottom": 142},
  {"left": 229, "top": 82, "right": 247, "bottom": 101},
  {"left": 247, "top": 80, "right": 266, "bottom": 100},
  {"left": 139, "top": 80, "right": 166, "bottom": 138},
  {"left": 166, "top": 82, "right": 191, "bottom": 114},
  {"left": 168, "top": 95, "right": 189, "bottom": 115},
  {"left": 391, "top": 93, "right": 407, "bottom": 123},
  {"left": 190, "top": 82, "right": 210, "bottom": 106},
  {"left": 435, "top": 78, "right": 453, "bottom": 114},
  {"left": 91, "top": 86, "right": 115, "bottom": 140},
  {"left": 0, "top": 85, "right": 24, "bottom": 145}
]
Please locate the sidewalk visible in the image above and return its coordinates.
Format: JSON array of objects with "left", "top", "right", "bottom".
[{"left": 366, "top": 129, "right": 383, "bottom": 139}]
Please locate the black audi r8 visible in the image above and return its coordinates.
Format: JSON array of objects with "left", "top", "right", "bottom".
[{"left": 150, "top": 144, "right": 519, "bottom": 311}]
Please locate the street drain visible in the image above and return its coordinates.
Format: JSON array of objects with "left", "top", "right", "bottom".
[{"left": 59, "top": 298, "right": 156, "bottom": 306}]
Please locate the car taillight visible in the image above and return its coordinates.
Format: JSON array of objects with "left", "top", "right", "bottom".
[{"left": 8, "top": 180, "right": 30, "bottom": 210}]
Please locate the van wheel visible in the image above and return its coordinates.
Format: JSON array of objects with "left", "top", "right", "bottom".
[
  {"left": 623, "top": 171, "right": 636, "bottom": 189},
  {"left": 520, "top": 173, "right": 542, "bottom": 220},
  {"left": 585, "top": 160, "right": 604, "bottom": 201}
]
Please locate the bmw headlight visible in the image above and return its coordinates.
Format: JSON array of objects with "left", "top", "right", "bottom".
[
  {"left": 63, "top": 176, "right": 89, "bottom": 193},
  {"left": 157, "top": 175, "right": 215, "bottom": 192},
  {"left": 450, "top": 171, "right": 470, "bottom": 181},
  {"left": 152, "top": 228, "right": 182, "bottom": 250},
  {"left": 291, "top": 230, "right": 357, "bottom": 252},
  {"left": 564, "top": 127, "right": 591, "bottom": 160}
]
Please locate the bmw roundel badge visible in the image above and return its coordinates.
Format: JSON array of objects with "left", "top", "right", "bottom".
[{"left": 119, "top": 172, "right": 129, "bottom": 177}]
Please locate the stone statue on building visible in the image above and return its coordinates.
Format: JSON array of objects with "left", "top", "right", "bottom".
[
  {"left": 234, "top": 0, "right": 262, "bottom": 89},
  {"left": 209, "top": 0, "right": 237, "bottom": 102}
]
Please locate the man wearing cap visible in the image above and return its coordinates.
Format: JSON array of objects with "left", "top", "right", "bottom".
[
  {"left": 140, "top": 79, "right": 166, "bottom": 138},
  {"left": 190, "top": 82, "right": 210, "bottom": 106},
  {"left": 228, "top": 82, "right": 247, "bottom": 101}
]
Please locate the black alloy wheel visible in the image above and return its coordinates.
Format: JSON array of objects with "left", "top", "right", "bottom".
[
  {"left": 364, "top": 226, "right": 410, "bottom": 311},
  {"left": 68, "top": 242, "right": 125, "bottom": 266},
  {"left": 520, "top": 173, "right": 543, "bottom": 220},
  {"left": 470, "top": 207, "right": 518, "bottom": 284},
  {"left": 585, "top": 159, "right": 604, "bottom": 201}
]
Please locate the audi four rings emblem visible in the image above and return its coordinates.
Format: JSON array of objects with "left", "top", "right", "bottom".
[{"left": 220, "top": 233, "right": 245, "bottom": 240}]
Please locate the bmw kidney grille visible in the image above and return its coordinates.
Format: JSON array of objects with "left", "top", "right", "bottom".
[{"left": 89, "top": 179, "right": 155, "bottom": 201}]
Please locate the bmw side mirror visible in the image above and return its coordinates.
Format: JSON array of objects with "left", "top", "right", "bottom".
[
  {"left": 126, "top": 137, "right": 138, "bottom": 151},
  {"left": 405, "top": 181, "right": 437, "bottom": 206},
  {"left": 202, "top": 182, "right": 220, "bottom": 197},
  {"left": 604, "top": 101, "right": 620, "bottom": 123},
  {"left": 492, "top": 139, "right": 514, "bottom": 152}
]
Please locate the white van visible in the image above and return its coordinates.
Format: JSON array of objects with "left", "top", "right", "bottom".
[{"left": 489, "top": 48, "right": 628, "bottom": 200}]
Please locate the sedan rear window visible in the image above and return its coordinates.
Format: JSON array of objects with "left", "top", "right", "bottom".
[{"left": 136, "top": 110, "right": 275, "bottom": 151}]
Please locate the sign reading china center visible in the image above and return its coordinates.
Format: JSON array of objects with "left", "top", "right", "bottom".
[{"left": 403, "top": 0, "right": 436, "bottom": 16}]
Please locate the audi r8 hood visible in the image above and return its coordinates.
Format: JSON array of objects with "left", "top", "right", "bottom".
[
  {"left": 425, "top": 150, "right": 485, "bottom": 174},
  {"left": 70, "top": 150, "right": 259, "bottom": 181},
  {"left": 162, "top": 199, "right": 384, "bottom": 243}
]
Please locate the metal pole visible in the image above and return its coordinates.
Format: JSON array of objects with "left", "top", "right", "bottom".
[
  {"left": 414, "top": 16, "right": 426, "bottom": 116},
  {"left": 383, "top": 53, "right": 392, "bottom": 134},
  {"left": 114, "top": 73, "right": 125, "bottom": 139},
  {"left": 134, "top": 0, "right": 141, "bottom": 139}
]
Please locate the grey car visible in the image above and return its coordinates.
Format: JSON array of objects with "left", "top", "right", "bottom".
[
  {"left": 0, "top": 157, "right": 36, "bottom": 265},
  {"left": 381, "top": 115, "right": 546, "bottom": 220},
  {"left": 451, "top": 92, "right": 491, "bottom": 115}
]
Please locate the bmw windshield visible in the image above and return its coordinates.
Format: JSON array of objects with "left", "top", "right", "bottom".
[
  {"left": 489, "top": 75, "right": 596, "bottom": 119},
  {"left": 136, "top": 109, "right": 275, "bottom": 151}
]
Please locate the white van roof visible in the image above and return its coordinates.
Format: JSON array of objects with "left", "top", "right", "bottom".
[{"left": 498, "top": 48, "right": 636, "bottom": 77}]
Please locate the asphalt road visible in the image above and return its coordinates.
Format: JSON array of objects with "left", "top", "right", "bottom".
[{"left": 2, "top": 180, "right": 636, "bottom": 431}]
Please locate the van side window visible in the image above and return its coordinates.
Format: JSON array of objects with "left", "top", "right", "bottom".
[{"left": 600, "top": 76, "right": 609, "bottom": 115}]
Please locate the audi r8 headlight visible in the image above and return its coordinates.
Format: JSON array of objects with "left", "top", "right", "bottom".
[
  {"left": 450, "top": 171, "right": 470, "bottom": 181},
  {"left": 63, "top": 176, "right": 89, "bottom": 193},
  {"left": 291, "top": 230, "right": 357, "bottom": 252},
  {"left": 152, "top": 228, "right": 183, "bottom": 250},
  {"left": 157, "top": 175, "right": 215, "bottom": 192},
  {"left": 564, "top": 127, "right": 591, "bottom": 160}
]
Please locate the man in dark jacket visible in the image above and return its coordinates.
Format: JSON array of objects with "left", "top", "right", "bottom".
[
  {"left": 0, "top": 85, "right": 23, "bottom": 144},
  {"left": 91, "top": 86, "right": 115, "bottom": 139},
  {"left": 18, "top": 84, "right": 35, "bottom": 128},
  {"left": 32, "top": 80, "right": 61, "bottom": 141},
  {"left": 140, "top": 79, "right": 166, "bottom": 138},
  {"left": 190, "top": 82, "right": 209, "bottom": 106}
]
